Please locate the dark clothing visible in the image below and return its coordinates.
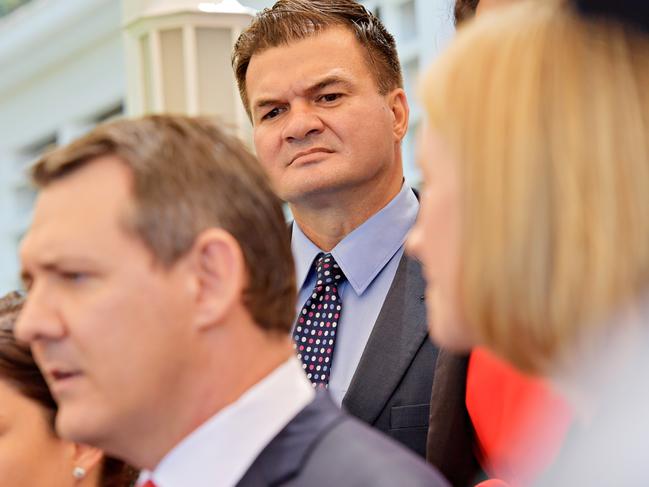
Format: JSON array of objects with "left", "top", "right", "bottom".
[{"left": 238, "top": 391, "right": 450, "bottom": 487}]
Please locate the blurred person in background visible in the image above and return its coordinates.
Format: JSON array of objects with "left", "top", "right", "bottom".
[
  {"left": 410, "top": 0, "right": 649, "bottom": 485},
  {"left": 0, "top": 291, "right": 137, "bottom": 487}
]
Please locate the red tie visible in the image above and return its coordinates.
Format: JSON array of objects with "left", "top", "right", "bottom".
[{"left": 140, "top": 481, "right": 158, "bottom": 487}]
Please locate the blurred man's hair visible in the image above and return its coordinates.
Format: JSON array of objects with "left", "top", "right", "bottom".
[
  {"left": 232, "top": 0, "right": 403, "bottom": 118},
  {"left": 32, "top": 115, "right": 296, "bottom": 334}
]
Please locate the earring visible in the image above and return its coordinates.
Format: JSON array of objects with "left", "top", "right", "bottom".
[{"left": 73, "top": 466, "right": 86, "bottom": 479}]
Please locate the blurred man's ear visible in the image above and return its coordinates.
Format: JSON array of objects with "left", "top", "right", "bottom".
[{"left": 191, "top": 228, "right": 246, "bottom": 330}]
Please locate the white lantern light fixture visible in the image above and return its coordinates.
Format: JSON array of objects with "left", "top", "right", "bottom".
[{"left": 122, "top": 0, "right": 255, "bottom": 139}]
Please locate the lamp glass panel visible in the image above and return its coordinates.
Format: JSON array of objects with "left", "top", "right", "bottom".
[
  {"left": 160, "top": 28, "right": 187, "bottom": 112},
  {"left": 140, "top": 34, "right": 155, "bottom": 113},
  {"left": 196, "top": 27, "right": 235, "bottom": 123}
]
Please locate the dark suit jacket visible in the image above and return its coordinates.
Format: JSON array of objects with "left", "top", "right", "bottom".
[
  {"left": 427, "top": 351, "right": 482, "bottom": 486},
  {"left": 341, "top": 253, "right": 438, "bottom": 458},
  {"left": 237, "top": 391, "right": 449, "bottom": 487},
  {"left": 289, "top": 208, "right": 476, "bottom": 480}
]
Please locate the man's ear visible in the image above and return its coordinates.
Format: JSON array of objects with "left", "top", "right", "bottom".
[
  {"left": 191, "top": 228, "right": 246, "bottom": 330},
  {"left": 388, "top": 87, "right": 409, "bottom": 141}
]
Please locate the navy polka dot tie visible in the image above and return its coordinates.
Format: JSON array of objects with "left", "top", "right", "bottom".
[{"left": 294, "top": 253, "right": 345, "bottom": 388}]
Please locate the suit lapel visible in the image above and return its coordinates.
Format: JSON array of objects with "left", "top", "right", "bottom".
[
  {"left": 342, "top": 253, "right": 429, "bottom": 424},
  {"left": 237, "top": 392, "right": 343, "bottom": 487}
]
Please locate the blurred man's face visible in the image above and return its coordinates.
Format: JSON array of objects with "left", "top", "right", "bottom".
[
  {"left": 246, "top": 26, "right": 406, "bottom": 205},
  {"left": 16, "top": 156, "right": 196, "bottom": 453}
]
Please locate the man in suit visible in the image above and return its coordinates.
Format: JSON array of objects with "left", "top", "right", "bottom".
[
  {"left": 232, "top": 0, "right": 464, "bottom": 463},
  {"left": 15, "top": 115, "right": 447, "bottom": 486}
]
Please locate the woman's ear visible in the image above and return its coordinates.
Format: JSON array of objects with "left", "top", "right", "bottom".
[{"left": 71, "top": 443, "right": 103, "bottom": 482}]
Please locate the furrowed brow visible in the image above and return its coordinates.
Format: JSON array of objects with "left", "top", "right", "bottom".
[
  {"left": 306, "top": 76, "right": 353, "bottom": 95},
  {"left": 254, "top": 98, "right": 282, "bottom": 110}
]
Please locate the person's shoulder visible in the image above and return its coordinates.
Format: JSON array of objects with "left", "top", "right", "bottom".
[{"left": 299, "top": 412, "right": 449, "bottom": 487}]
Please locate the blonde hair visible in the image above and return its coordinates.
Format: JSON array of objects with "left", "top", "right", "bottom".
[{"left": 421, "top": 0, "right": 649, "bottom": 374}]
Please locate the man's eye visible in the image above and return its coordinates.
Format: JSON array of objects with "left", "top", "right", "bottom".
[
  {"left": 261, "top": 107, "right": 283, "bottom": 121},
  {"left": 319, "top": 93, "right": 341, "bottom": 103}
]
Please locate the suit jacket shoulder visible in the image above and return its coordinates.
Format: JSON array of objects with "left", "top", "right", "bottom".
[{"left": 237, "top": 392, "right": 449, "bottom": 487}]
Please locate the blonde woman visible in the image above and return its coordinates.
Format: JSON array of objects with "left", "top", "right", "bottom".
[{"left": 409, "top": 0, "right": 649, "bottom": 483}]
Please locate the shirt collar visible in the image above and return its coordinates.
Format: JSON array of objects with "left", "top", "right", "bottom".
[
  {"left": 292, "top": 184, "right": 419, "bottom": 295},
  {"left": 138, "top": 357, "right": 315, "bottom": 487}
]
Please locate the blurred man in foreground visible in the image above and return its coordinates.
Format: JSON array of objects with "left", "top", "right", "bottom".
[{"left": 15, "top": 115, "right": 447, "bottom": 487}]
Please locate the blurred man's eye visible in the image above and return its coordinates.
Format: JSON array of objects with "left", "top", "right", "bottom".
[{"left": 60, "top": 271, "right": 88, "bottom": 283}]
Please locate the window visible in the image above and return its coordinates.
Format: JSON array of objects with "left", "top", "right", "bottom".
[{"left": 399, "top": 0, "right": 417, "bottom": 41}]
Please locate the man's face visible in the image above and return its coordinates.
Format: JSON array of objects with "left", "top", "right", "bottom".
[
  {"left": 15, "top": 156, "right": 196, "bottom": 452},
  {"left": 246, "top": 26, "right": 407, "bottom": 205}
]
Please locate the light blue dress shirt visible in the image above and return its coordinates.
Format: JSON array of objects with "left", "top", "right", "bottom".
[{"left": 291, "top": 184, "right": 419, "bottom": 405}]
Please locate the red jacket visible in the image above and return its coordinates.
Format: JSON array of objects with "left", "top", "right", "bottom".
[{"left": 467, "top": 348, "right": 572, "bottom": 487}]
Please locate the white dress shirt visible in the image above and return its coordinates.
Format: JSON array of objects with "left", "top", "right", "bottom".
[{"left": 137, "top": 357, "right": 315, "bottom": 487}]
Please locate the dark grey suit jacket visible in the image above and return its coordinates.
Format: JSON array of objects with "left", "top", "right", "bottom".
[
  {"left": 289, "top": 217, "right": 437, "bottom": 457},
  {"left": 237, "top": 391, "right": 449, "bottom": 487},
  {"left": 289, "top": 212, "right": 476, "bottom": 481},
  {"left": 342, "top": 253, "right": 479, "bottom": 485},
  {"left": 427, "top": 351, "right": 482, "bottom": 486},
  {"left": 341, "top": 253, "right": 438, "bottom": 458}
]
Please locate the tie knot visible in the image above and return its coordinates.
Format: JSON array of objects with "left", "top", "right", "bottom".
[{"left": 314, "top": 253, "right": 345, "bottom": 285}]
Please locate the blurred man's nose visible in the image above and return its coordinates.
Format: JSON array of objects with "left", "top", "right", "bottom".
[{"left": 14, "top": 283, "right": 64, "bottom": 344}]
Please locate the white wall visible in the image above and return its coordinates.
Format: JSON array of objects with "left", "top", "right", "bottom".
[
  {"left": 0, "top": 0, "right": 125, "bottom": 293},
  {"left": 0, "top": 0, "right": 453, "bottom": 295}
]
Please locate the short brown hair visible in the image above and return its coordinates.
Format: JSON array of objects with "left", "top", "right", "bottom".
[
  {"left": 232, "top": 0, "right": 403, "bottom": 118},
  {"left": 32, "top": 115, "right": 296, "bottom": 334},
  {"left": 455, "top": 0, "right": 479, "bottom": 24},
  {"left": 0, "top": 292, "right": 138, "bottom": 487}
]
